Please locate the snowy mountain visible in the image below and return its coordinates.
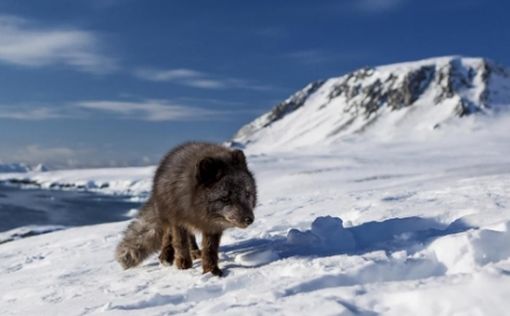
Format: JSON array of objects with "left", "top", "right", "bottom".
[
  {"left": 233, "top": 56, "right": 510, "bottom": 151},
  {"left": 0, "top": 163, "right": 49, "bottom": 173},
  {"left": 32, "top": 163, "right": 49, "bottom": 172},
  {"left": 0, "top": 163, "right": 31, "bottom": 173}
]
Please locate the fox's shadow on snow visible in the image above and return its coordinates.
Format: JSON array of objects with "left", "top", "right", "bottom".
[{"left": 220, "top": 216, "right": 473, "bottom": 270}]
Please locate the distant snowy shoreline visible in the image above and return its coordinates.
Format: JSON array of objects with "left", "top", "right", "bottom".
[{"left": 0, "top": 165, "right": 155, "bottom": 196}]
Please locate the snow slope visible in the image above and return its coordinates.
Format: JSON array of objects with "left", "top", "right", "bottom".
[
  {"left": 2, "top": 115, "right": 510, "bottom": 315},
  {"left": 232, "top": 56, "right": 510, "bottom": 152}
]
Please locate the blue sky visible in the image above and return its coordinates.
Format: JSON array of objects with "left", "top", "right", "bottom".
[{"left": 0, "top": 0, "right": 508, "bottom": 168}]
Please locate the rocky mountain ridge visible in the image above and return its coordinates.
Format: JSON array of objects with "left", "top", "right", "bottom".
[{"left": 232, "top": 56, "right": 510, "bottom": 151}]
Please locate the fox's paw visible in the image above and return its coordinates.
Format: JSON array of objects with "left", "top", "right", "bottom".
[
  {"left": 191, "top": 249, "right": 202, "bottom": 260},
  {"left": 175, "top": 256, "right": 192, "bottom": 269},
  {"left": 159, "top": 247, "right": 174, "bottom": 266},
  {"left": 202, "top": 264, "right": 223, "bottom": 277},
  {"left": 159, "top": 252, "right": 174, "bottom": 266}
]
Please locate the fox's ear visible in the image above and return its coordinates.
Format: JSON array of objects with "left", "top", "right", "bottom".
[
  {"left": 196, "top": 157, "right": 225, "bottom": 185},
  {"left": 231, "top": 149, "right": 247, "bottom": 168}
]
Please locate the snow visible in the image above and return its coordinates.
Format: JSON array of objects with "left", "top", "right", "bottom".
[
  {"left": 1, "top": 116, "right": 510, "bottom": 315},
  {"left": 0, "top": 165, "right": 154, "bottom": 196},
  {"left": 0, "top": 225, "right": 65, "bottom": 244}
]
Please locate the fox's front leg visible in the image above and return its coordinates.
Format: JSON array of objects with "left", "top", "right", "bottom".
[
  {"left": 202, "top": 232, "right": 222, "bottom": 276},
  {"left": 158, "top": 225, "right": 174, "bottom": 266},
  {"left": 189, "top": 233, "right": 201, "bottom": 260},
  {"left": 172, "top": 225, "right": 192, "bottom": 269}
]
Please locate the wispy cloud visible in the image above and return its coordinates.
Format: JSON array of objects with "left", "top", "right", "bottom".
[
  {"left": 0, "top": 99, "right": 224, "bottom": 122},
  {"left": 133, "top": 67, "right": 277, "bottom": 91},
  {"left": 0, "top": 144, "right": 81, "bottom": 169},
  {"left": 286, "top": 49, "right": 372, "bottom": 66},
  {"left": 0, "top": 15, "right": 116, "bottom": 73},
  {"left": 0, "top": 142, "right": 163, "bottom": 169},
  {"left": 352, "top": 0, "right": 406, "bottom": 13},
  {"left": 23, "top": 145, "right": 77, "bottom": 162},
  {"left": 134, "top": 68, "right": 226, "bottom": 89},
  {"left": 286, "top": 49, "right": 334, "bottom": 65},
  {"left": 75, "top": 99, "right": 221, "bottom": 121},
  {"left": 0, "top": 106, "right": 67, "bottom": 120}
]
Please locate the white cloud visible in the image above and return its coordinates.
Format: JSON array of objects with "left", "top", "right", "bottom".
[
  {"left": 0, "top": 144, "right": 82, "bottom": 169},
  {"left": 0, "top": 107, "right": 65, "bottom": 120},
  {"left": 133, "top": 67, "right": 276, "bottom": 91},
  {"left": 76, "top": 99, "right": 220, "bottom": 121},
  {"left": 0, "top": 99, "right": 225, "bottom": 122},
  {"left": 23, "top": 145, "right": 77, "bottom": 161},
  {"left": 0, "top": 143, "right": 161, "bottom": 169},
  {"left": 134, "top": 68, "right": 203, "bottom": 81},
  {"left": 133, "top": 68, "right": 227, "bottom": 89},
  {"left": 185, "top": 78, "right": 227, "bottom": 89},
  {"left": 0, "top": 15, "right": 116, "bottom": 73}
]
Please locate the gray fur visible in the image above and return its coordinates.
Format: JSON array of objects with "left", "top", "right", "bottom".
[
  {"left": 115, "top": 197, "right": 163, "bottom": 269},
  {"left": 115, "top": 142, "right": 257, "bottom": 275}
]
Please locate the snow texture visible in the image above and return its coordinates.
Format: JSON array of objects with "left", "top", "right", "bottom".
[{"left": 2, "top": 119, "right": 510, "bottom": 315}]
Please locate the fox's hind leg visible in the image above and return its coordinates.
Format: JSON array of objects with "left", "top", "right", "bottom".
[
  {"left": 158, "top": 225, "right": 174, "bottom": 266},
  {"left": 189, "top": 233, "right": 201, "bottom": 260},
  {"left": 172, "top": 225, "right": 193, "bottom": 269}
]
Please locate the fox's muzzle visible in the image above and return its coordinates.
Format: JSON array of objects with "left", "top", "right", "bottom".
[{"left": 221, "top": 206, "right": 254, "bottom": 228}]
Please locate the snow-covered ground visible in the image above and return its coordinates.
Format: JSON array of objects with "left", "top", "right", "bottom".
[{"left": 1, "top": 114, "right": 510, "bottom": 315}]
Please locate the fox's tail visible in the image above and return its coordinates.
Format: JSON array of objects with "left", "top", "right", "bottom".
[{"left": 115, "top": 201, "right": 163, "bottom": 269}]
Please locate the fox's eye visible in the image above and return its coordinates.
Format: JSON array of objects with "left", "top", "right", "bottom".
[{"left": 220, "top": 196, "right": 230, "bottom": 203}]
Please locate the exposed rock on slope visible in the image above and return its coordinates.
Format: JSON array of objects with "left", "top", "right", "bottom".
[{"left": 233, "top": 56, "right": 510, "bottom": 151}]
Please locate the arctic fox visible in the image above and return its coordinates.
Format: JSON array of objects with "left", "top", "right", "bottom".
[{"left": 115, "top": 142, "right": 257, "bottom": 276}]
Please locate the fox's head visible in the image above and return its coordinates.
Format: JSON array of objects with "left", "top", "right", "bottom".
[{"left": 196, "top": 149, "right": 257, "bottom": 229}]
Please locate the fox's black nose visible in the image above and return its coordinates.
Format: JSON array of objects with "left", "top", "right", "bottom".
[{"left": 244, "top": 216, "right": 254, "bottom": 225}]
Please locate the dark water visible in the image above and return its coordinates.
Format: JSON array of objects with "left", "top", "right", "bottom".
[{"left": 0, "top": 184, "right": 143, "bottom": 233}]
